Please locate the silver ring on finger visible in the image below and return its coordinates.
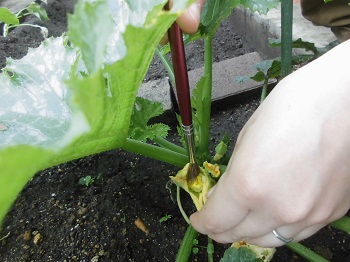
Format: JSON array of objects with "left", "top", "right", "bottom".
[{"left": 272, "top": 229, "right": 294, "bottom": 243}]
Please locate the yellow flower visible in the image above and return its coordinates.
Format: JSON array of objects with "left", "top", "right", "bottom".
[
  {"left": 170, "top": 163, "right": 215, "bottom": 211},
  {"left": 203, "top": 161, "right": 221, "bottom": 178}
]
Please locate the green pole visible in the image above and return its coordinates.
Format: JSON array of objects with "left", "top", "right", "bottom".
[{"left": 281, "top": 0, "right": 293, "bottom": 78}]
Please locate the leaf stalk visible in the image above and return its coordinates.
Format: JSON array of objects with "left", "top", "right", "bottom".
[
  {"left": 198, "top": 35, "right": 213, "bottom": 159},
  {"left": 122, "top": 138, "right": 187, "bottom": 167},
  {"left": 175, "top": 225, "right": 198, "bottom": 262}
]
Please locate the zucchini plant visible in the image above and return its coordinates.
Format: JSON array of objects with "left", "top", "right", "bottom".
[{"left": 0, "top": 0, "right": 286, "bottom": 261}]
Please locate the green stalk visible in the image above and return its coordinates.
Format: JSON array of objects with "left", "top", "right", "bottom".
[
  {"left": 281, "top": 0, "right": 293, "bottom": 78},
  {"left": 155, "top": 47, "right": 175, "bottom": 87},
  {"left": 207, "top": 237, "right": 214, "bottom": 262},
  {"left": 330, "top": 216, "right": 350, "bottom": 234},
  {"left": 260, "top": 77, "right": 269, "bottom": 103},
  {"left": 286, "top": 243, "right": 329, "bottom": 262},
  {"left": 122, "top": 138, "right": 187, "bottom": 167},
  {"left": 177, "top": 185, "right": 190, "bottom": 224},
  {"left": 153, "top": 136, "right": 188, "bottom": 156},
  {"left": 175, "top": 225, "right": 199, "bottom": 262},
  {"left": 198, "top": 35, "right": 213, "bottom": 159}
]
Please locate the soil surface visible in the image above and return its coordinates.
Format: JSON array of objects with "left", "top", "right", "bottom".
[{"left": 0, "top": 0, "right": 349, "bottom": 261}]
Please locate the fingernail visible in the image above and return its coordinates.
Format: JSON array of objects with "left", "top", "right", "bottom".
[{"left": 188, "top": 3, "right": 200, "bottom": 27}]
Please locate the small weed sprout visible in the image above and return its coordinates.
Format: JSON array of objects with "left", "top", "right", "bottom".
[
  {"left": 78, "top": 175, "right": 95, "bottom": 187},
  {"left": 159, "top": 214, "right": 172, "bottom": 223}
]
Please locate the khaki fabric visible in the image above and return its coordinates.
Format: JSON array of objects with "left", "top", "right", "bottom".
[{"left": 301, "top": 0, "right": 350, "bottom": 42}]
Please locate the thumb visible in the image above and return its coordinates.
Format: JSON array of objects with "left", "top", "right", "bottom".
[{"left": 176, "top": 0, "right": 206, "bottom": 34}]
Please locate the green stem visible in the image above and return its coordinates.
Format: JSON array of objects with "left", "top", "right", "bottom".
[
  {"left": 198, "top": 35, "right": 213, "bottom": 159},
  {"left": 207, "top": 237, "right": 214, "bottom": 262},
  {"left": 152, "top": 136, "right": 188, "bottom": 156},
  {"left": 156, "top": 47, "right": 175, "bottom": 87},
  {"left": 286, "top": 243, "right": 329, "bottom": 262},
  {"left": 175, "top": 225, "right": 199, "bottom": 262},
  {"left": 5, "top": 24, "right": 46, "bottom": 37},
  {"left": 122, "top": 138, "right": 187, "bottom": 167},
  {"left": 281, "top": 0, "right": 293, "bottom": 78},
  {"left": 177, "top": 185, "right": 190, "bottom": 224},
  {"left": 330, "top": 216, "right": 350, "bottom": 234},
  {"left": 16, "top": 12, "right": 31, "bottom": 20},
  {"left": 260, "top": 77, "right": 269, "bottom": 103}
]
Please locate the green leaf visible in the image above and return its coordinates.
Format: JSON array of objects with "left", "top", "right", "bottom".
[
  {"left": 253, "top": 59, "right": 275, "bottom": 75},
  {"left": 199, "top": 0, "right": 240, "bottom": 36},
  {"left": 0, "top": 0, "right": 192, "bottom": 225},
  {"left": 266, "top": 60, "right": 281, "bottom": 79},
  {"left": 241, "top": 0, "right": 280, "bottom": 14},
  {"left": 291, "top": 54, "right": 315, "bottom": 65},
  {"left": 250, "top": 59, "right": 281, "bottom": 82},
  {"left": 192, "top": 76, "right": 210, "bottom": 148},
  {"left": 68, "top": 0, "right": 114, "bottom": 74},
  {"left": 175, "top": 113, "right": 187, "bottom": 149},
  {"left": 128, "top": 97, "right": 170, "bottom": 142},
  {"left": 269, "top": 38, "right": 319, "bottom": 55},
  {"left": 0, "top": 37, "right": 83, "bottom": 149},
  {"left": 159, "top": 214, "right": 172, "bottom": 223},
  {"left": 250, "top": 71, "right": 266, "bottom": 82},
  {"left": 79, "top": 175, "right": 94, "bottom": 187},
  {"left": 207, "top": 243, "right": 215, "bottom": 254},
  {"left": 235, "top": 75, "right": 252, "bottom": 84},
  {"left": 26, "top": 3, "right": 49, "bottom": 22},
  {"left": 220, "top": 247, "right": 263, "bottom": 262},
  {"left": 0, "top": 7, "right": 19, "bottom": 25}
]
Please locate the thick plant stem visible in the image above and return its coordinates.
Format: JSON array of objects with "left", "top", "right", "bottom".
[
  {"left": 198, "top": 36, "right": 213, "bottom": 159},
  {"left": 153, "top": 136, "right": 188, "bottom": 156},
  {"left": 122, "top": 138, "right": 187, "bottom": 167},
  {"left": 175, "top": 225, "right": 198, "bottom": 262},
  {"left": 281, "top": 0, "right": 293, "bottom": 78},
  {"left": 286, "top": 243, "right": 329, "bottom": 262},
  {"left": 330, "top": 216, "right": 350, "bottom": 233}
]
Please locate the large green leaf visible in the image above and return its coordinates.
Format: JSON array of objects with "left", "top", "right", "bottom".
[
  {"left": 68, "top": 0, "right": 114, "bottom": 74},
  {"left": 0, "top": 7, "right": 19, "bottom": 25},
  {"left": 198, "top": 0, "right": 280, "bottom": 37},
  {"left": 199, "top": 0, "right": 240, "bottom": 36},
  {"left": 241, "top": 0, "right": 280, "bottom": 14},
  {"left": 0, "top": 0, "right": 191, "bottom": 224}
]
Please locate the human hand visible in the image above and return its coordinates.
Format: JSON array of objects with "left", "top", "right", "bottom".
[
  {"left": 173, "top": 0, "right": 206, "bottom": 34},
  {"left": 160, "top": 0, "right": 205, "bottom": 45},
  {"left": 190, "top": 40, "right": 350, "bottom": 247}
]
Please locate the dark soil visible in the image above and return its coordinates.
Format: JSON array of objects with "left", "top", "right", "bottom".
[{"left": 0, "top": 1, "right": 349, "bottom": 261}]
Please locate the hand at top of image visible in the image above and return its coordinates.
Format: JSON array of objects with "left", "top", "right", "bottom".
[{"left": 173, "top": 0, "right": 206, "bottom": 34}]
